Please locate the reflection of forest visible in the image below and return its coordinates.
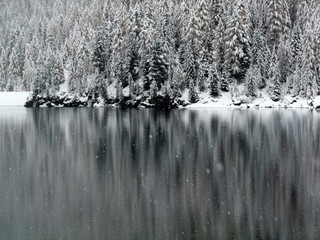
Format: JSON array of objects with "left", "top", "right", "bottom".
[{"left": 0, "top": 109, "right": 320, "bottom": 239}]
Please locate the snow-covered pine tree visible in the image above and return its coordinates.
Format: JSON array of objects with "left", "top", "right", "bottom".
[
  {"left": 138, "top": 4, "right": 155, "bottom": 53},
  {"left": 0, "top": 48, "right": 7, "bottom": 90},
  {"left": 209, "top": 64, "right": 220, "bottom": 97},
  {"left": 33, "top": 53, "right": 46, "bottom": 96},
  {"left": 116, "top": 78, "right": 124, "bottom": 101},
  {"left": 267, "top": 0, "right": 291, "bottom": 46},
  {"left": 220, "top": 71, "right": 229, "bottom": 92},
  {"left": 194, "top": 0, "right": 210, "bottom": 49},
  {"left": 250, "top": 26, "right": 271, "bottom": 89},
  {"left": 300, "top": 21, "right": 318, "bottom": 97},
  {"left": 128, "top": 73, "right": 135, "bottom": 98},
  {"left": 7, "top": 49, "right": 20, "bottom": 91},
  {"left": 277, "top": 36, "right": 293, "bottom": 83},
  {"left": 150, "top": 80, "right": 158, "bottom": 99},
  {"left": 301, "top": 22, "right": 316, "bottom": 73},
  {"left": 197, "top": 65, "right": 206, "bottom": 92},
  {"left": 213, "top": 19, "right": 225, "bottom": 74},
  {"left": 268, "top": 49, "right": 282, "bottom": 101},
  {"left": 197, "top": 33, "right": 213, "bottom": 92},
  {"left": 189, "top": 79, "right": 199, "bottom": 103},
  {"left": 301, "top": 68, "right": 317, "bottom": 99},
  {"left": 22, "top": 56, "right": 36, "bottom": 91},
  {"left": 95, "top": 72, "right": 108, "bottom": 100},
  {"left": 92, "top": 25, "right": 107, "bottom": 74},
  {"left": 123, "top": 31, "right": 140, "bottom": 87},
  {"left": 92, "top": 19, "right": 113, "bottom": 79},
  {"left": 210, "top": 0, "right": 224, "bottom": 29},
  {"left": 46, "top": 24, "right": 56, "bottom": 51},
  {"left": 144, "top": 32, "right": 169, "bottom": 90},
  {"left": 16, "top": 38, "right": 26, "bottom": 78},
  {"left": 44, "top": 50, "right": 59, "bottom": 96},
  {"left": 296, "top": 0, "right": 310, "bottom": 30},
  {"left": 223, "top": 2, "right": 251, "bottom": 82},
  {"left": 171, "top": 59, "right": 184, "bottom": 97},
  {"left": 245, "top": 65, "right": 258, "bottom": 98},
  {"left": 291, "top": 24, "right": 302, "bottom": 67},
  {"left": 183, "top": 38, "right": 198, "bottom": 87}
]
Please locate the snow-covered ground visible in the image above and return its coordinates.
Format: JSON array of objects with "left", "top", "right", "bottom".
[
  {"left": 0, "top": 92, "right": 31, "bottom": 107},
  {"left": 1, "top": 85, "right": 320, "bottom": 109},
  {"left": 183, "top": 86, "right": 319, "bottom": 109}
]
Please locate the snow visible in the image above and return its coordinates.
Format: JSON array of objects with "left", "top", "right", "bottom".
[
  {"left": 183, "top": 87, "right": 315, "bottom": 109},
  {"left": 0, "top": 92, "right": 31, "bottom": 107},
  {"left": 0, "top": 86, "right": 317, "bottom": 110}
]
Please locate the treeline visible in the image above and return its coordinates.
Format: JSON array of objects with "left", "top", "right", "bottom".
[{"left": 0, "top": 0, "right": 320, "bottom": 102}]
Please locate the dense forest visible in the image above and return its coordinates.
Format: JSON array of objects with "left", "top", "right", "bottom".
[{"left": 0, "top": 0, "right": 320, "bottom": 104}]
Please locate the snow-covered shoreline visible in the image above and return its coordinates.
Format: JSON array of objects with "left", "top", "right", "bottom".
[{"left": 1, "top": 91, "right": 320, "bottom": 110}]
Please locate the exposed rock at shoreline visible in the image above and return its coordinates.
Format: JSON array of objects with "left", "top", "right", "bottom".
[{"left": 25, "top": 93, "right": 186, "bottom": 109}]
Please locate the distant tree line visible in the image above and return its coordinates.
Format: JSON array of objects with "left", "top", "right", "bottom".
[{"left": 0, "top": 0, "right": 320, "bottom": 102}]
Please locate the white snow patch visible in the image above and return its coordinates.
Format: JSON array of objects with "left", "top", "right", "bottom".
[
  {"left": 59, "top": 80, "right": 68, "bottom": 94},
  {"left": 0, "top": 92, "right": 31, "bottom": 107},
  {"left": 183, "top": 87, "right": 316, "bottom": 109}
]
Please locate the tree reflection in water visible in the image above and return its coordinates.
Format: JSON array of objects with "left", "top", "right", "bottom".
[{"left": 0, "top": 108, "right": 319, "bottom": 240}]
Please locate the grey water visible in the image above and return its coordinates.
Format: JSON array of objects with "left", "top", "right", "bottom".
[{"left": 0, "top": 108, "right": 320, "bottom": 240}]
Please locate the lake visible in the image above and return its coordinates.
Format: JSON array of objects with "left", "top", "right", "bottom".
[{"left": 0, "top": 108, "right": 320, "bottom": 239}]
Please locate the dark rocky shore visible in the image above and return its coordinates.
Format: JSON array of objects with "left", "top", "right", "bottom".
[{"left": 25, "top": 94, "right": 189, "bottom": 109}]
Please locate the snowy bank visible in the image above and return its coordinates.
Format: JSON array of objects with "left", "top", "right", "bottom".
[
  {"left": 0, "top": 92, "right": 31, "bottom": 107},
  {"left": 22, "top": 81, "right": 320, "bottom": 110}
]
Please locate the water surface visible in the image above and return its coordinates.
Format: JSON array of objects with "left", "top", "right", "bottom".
[{"left": 0, "top": 108, "right": 320, "bottom": 239}]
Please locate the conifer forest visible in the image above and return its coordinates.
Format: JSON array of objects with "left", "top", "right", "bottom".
[{"left": 0, "top": 0, "right": 319, "bottom": 106}]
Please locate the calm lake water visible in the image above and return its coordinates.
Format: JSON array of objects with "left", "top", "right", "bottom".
[{"left": 0, "top": 108, "right": 320, "bottom": 239}]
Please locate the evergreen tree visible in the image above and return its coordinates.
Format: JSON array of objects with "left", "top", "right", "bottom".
[
  {"left": 123, "top": 31, "right": 140, "bottom": 87},
  {"left": 267, "top": 0, "right": 291, "bottom": 46},
  {"left": 128, "top": 73, "right": 135, "bottom": 98},
  {"left": 223, "top": 2, "right": 251, "bottom": 82},
  {"left": 210, "top": 0, "right": 224, "bottom": 29},
  {"left": 245, "top": 65, "right": 258, "bottom": 98},
  {"left": 213, "top": 19, "right": 225, "bottom": 74},
  {"left": 268, "top": 50, "right": 282, "bottom": 101},
  {"left": 250, "top": 26, "right": 270, "bottom": 89},
  {"left": 150, "top": 80, "right": 158, "bottom": 99},
  {"left": 116, "top": 78, "right": 124, "bottom": 101},
  {"left": 209, "top": 64, "right": 220, "bottom": 97},
  {"left": 220, "top": 71, "right": 229, "bottom": 92},
  {"left": 301, "top": 68, "right": 317, "bottom": 99},
  {"left": 96, "top": 73, "right": 108, "bottom": 99},
  {"left": 7, "top": 49, "right": 20, "bottom": 91},
  {"left": 171, "top": 59, "right": 185, "bottom": 97},
  {"left": 296, "top": 0, "right": 310, "bottom": 30},
  {"left": 144, "top": 34, "right": 168, "bottom": 90},
  {"left": 197, "top": 33, "right": 214, "bottom": 92},
  {"left": 22, "top": 56, "right": 36, "bottom": 91},
  {"left": 92, "top": 25, "right": 107, "bottom": 74},
  {"left": 33, "top": 54, "right": 46, "bottom": 96},
  {"left": 0, "top": 49, "right": 7, "bottom": 90},
  {"left": 290, "top": 24, "right": 302, "bottom": 67},
  {"left": 183, "top": 38, "right": 198, "bottom": 87},
  {"left": 277, "top": 37, "right": 293, "bottom": 83},
  {"left": 92, "top": 21, "right": 112, "bottom": 77},
  {"left": 189, "top": 79, "right": 198, "bottom": 103}
]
